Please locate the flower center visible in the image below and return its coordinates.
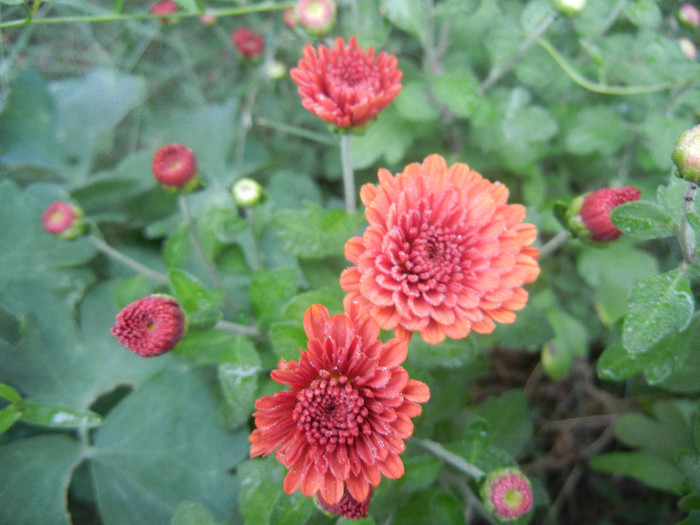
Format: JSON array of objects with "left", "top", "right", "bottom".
[
  {"left": 405, "top": 222, "right": 464, "bottom": 283},
  {"left": 327, "top": 56, "right": 379, "bottom": 91},
  {"left": 502, "top": 488, "right": 524, "bottom": 511},
  {"left": 293, "top": 371, "right": 368, "bottom": 450}
]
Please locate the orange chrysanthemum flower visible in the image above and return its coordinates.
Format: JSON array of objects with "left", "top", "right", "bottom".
[
  {"left": 290, "top": 36, "right": 402, "bottom": 130},
  {"left": 340, "top": 155, "right": 540, "bottom": 344},
  {"left": 249, "top": 303, "right": 430, "bottom": 505}
]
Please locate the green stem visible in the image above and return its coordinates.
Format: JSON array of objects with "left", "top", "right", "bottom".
[
  {"left": 340, "top": 134, "right": 356, "bottom": 212},
  {"left": 477, "top": 9, "right": 558, "bottom": 95},
  {"left": 413, "top": 438, "right": 485, "bottom": 479},
  {"left": 538, "top": 38, "right": 692, "bottom": 95},
  {"left": 245, "top": 208, "right": 263, "bottom": 270},
  {"left": 538, "top": 230, "right": 569, "bottom": 259},
  {"left": 0, "top": 2, "right": 294, "bottom": 29},
  {"left": 178, "top": 194, "right": 222, "bottom": 289},
  {"left": 679, "top": 182, "right": 698, "bottom": 265},
  {"left": 215, "top": 319, "right": 261, "bottom": 338},
  {"left": 87, "top": 235, "right": 170, "bottom": 284},
  {"left": 255, "top": 118, "right": 337, "bottom": 145}
]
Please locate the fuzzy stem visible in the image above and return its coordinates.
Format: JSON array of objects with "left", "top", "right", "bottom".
[
  {"left": 477, "top": 9, "right": 558, "bottom": 96},
  {"left": 538, "top": 230, "right": 570, "bottom": 260},
  {"left": 245, "top": 208, "right": 263, "bottom": 270},
  {"left": 414, "top": 438, "right": 485, "bottom": 479},
  {"left": 679, "top": 182, "right": 698, "bottom": 265},
  {"left": 214, "top": 319, "right": 261, "bottom": 338},
  {"left": 178, "top": 194, "right": 222, "bottom": 289},
  {"left": 87, "top": 235, "right": 170, "bottom": 285},
  {"left": 340, "top": 133, "right": 356, "bottom": 212}
]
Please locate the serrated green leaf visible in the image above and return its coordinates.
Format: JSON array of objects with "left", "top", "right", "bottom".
[
  {"left": 238, "top": 456, "right": 285, "bottom": 525},
  {"left": 430, "top": 72, "right": 478, "bottom": 119},
  {"left": 565, "top": 105, "right": 631, "bottom": 156},
  {"left": 470, "top": 390, "right": 533, "bottom": 458},
  {"left": 429, "top": 491, "right": 464, "bottom": 525},
  {"left": 688, "top": 212, "right": 700, "bottom": 233},
  {"left": 394, "top": 80, "right": 441, "bottom": 122},
  {"left": 433, "top": 0, "right": 480, "bottom": 17},
  {"left": 0, "top": 434, "right": 82, "bottom": 525},
  {"left": 169, "top": 268, "right": 224, "bottom": 330},
  {"left": 112, "top": 275, "right": 154, "bottom": 309},
  {"left": 17, "top": 400, "right": 102, "bottom": 428},
  {"left": 397, "top": 454, "right": 444, "bottom": 493},
  {"left": 610, "top": 201, "right": 676, "bottom": 240},
  {"left": 218, "top": 336, "right": 262, "bottom": 428},
  {"left": 249, "top": 267, "right": 299, "bottom": 329},
  {"left": 590, "top": 451, "right": 685, "bottom": 495},
  {"left": 622, "top": 268, "right": 694, "bottom": 354},
  {"left": 0, "top": 382, "right": 21, "bottom": 403},
  {"left": 272, "top": 491, "right": 316, "bottom": 525},
  {"left": 170, "top": 501, "right": 223, "bottom": 525},
  {"left": 272, "top": 202, "right": 364, "bottom": 260},
  {"left": 269, "top": 321, "right": 307, "bottom": 360},
  {"left": 0, "top": 404, "right": 22, "bottom": 433},
  {"left": 379, "top": 0, "right": 424, "bottom": 39},
  {"left": 91, "top": 364, "right": 249, "bottom": 525},
  {"left": 282, "top": 286, "right": 345, "bottom": 321}
]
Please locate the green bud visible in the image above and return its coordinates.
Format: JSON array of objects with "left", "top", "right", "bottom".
[
  {"left": 553, "top": 0, "right": 586, "bottom": 16},
  {"left": 232, "top": 178, "right": 264, "bottom": 208},
  {"left": 673, "top": 124, "right": 700, "bottom": 184}
]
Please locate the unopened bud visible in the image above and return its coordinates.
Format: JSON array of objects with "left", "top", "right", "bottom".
[
  {"left": 42, "top": 201, "right": 86, "bottom": 240},
  {"left": 566, "top": 187, "right": 641, "bottom": 243},
  {"left": 679, "top": 4, "right": 700, "bottom": 29},
  {"left": 674, "top": 125, "right": 700, "bottom": 184},
  {"left": 231, "top": 28, "right": 265, "bottom": 60},
  {"left": 296, "top": 0, "right": 337, "bottom": 36},
  {"left": 679, "top": 37, "right": 698, "bottom": 60},
  {"left": 152, "top": 143, "right": 200, "bottom": 192},
  {"left": 481, "top": 468, "right": 533, "bottom": 521},
  {"left": 553, "top": 0, "right": 586, "bottom": 16},
  {"left": 233, "top": 178, "right": 264, "bottom": 208}
]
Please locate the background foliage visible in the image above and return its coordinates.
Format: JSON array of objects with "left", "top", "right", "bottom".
[{"left": 1, "top": 0, "right": 700, "bottom": 523}]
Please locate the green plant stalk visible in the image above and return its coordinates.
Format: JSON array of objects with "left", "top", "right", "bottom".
[
  {"left": 178, "top": 194, "right": 222, "bottom": 290},
  {"left": 414, "top": 438, "right": 485, "bottom": 479},
  {"left": 245, "top": 208, "right": 263, "bottom": 271},
  {"left": 255, "top": 118, "right": 337, "bottom": 145},
  {"left": 477, "top": 9, "right": 558, "bottom": 96},
  {"left": 539, "top": 230, "right": 569, "bottom": 259},
  {"left": 215, "top": 319, "right": 261, "bottom": 339},
  {"left": 0, "top": 1, "right": 294, "bottom": 29},
  {"left": 679, "top": 182, "right": 698, "bottom": 265},
  {"left": 87, "top": 234, "right": 170, "bottom": 285},
  {"left": 537, "top": 38, "right": 691, "bottom": 95},
  {"left": 340, "top": 133, "right": 356, "bottom": 212}
]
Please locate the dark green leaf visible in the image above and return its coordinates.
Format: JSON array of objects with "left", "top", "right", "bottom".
[
  {"left": 429, "top": 490, "right": 464, "bottom": 525},
  {"left": 91, "top": 364, "right": 249, "bottom": 525},
  {"left": 379, "top": 0, "right": 424, "bottom": 39},
  {"left": 622, "top": 268, "right": 694, "bottom": 355},
  {"left": 470, "top": 390, "right": 533, "bottom": 458},
  {"left": 269, "top": 321, "right": 307, "bottom": 360},
  {"left": 397, "top": 454, "right": 444, "bottom": 493},
  {"left": 218, "top": 336, "right": 262, "bottom": 428},
  {"left": 0, "top": 382, "right": 21, "bottom": 403},
  {"left": 169, "top": 268, "right": 224, "bottom": 330},
  {"left": 394, "top": 81, "right": 441, "bottom": 122},
  {"left": 564, "top": 105, "right": 631, "bottom": 156},
  {"left": 238, "top": 456, "right": 285, "bottom": 525},
  {"left": 0, "top": 435, "right": 82, "bottom": 525},
  {"left": 249, "top": 267, "right": 299, "bottom": 329},
  {"left": 590, "top": 452, "right": 685, "bottom": 495},
  {"left": 0, "top": 404, "right": 22, "bottom": 433},
  {"left": 610, "top": 201, "right": 676, "bottom": 240},
  {"left": 170, "top": 501, "right": 223, "bottom": 525}
]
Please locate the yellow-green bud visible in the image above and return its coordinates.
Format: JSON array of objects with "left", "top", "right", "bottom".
[
  {"left": 233, "top": 178, "right": 264, "bottom": 207},
  {"left": 673, "top": 125, "right": 700, "bottom": 184}
]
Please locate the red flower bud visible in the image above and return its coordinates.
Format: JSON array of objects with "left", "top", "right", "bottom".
[
  {"left": 578, "top": 186, "right": 642, "bottom": 242},
  {"left": 481, "top": 468, "right": 533, "bottom": 521},
  {"left": 150, "top": 0, "right": 178, "bottom": 24},
  {"left": 42, "top": 201, "right": 86, "bottom": 240},
  {"left": 231, "top": 28, "right": 265, "bottom": 60},
  {"left": 679, "top": 3, "right": 700, "bottom": 29},
  {"left": 152, "top": 143, "right": 199, "bottom": 191},
  {"left": 112, "top": 295, "right": 185, "bottom": 357},
  {"left": 296, "top": 0, "right": 337, "bottom": 36},
  {"left": 317, "top": 487, "right": 371, "bottom": 520}
]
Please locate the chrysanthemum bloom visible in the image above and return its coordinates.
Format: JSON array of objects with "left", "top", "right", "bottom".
[
  {"left": 42, "top": 201, "right": 86, "bottom": 240},
  {"left": 249, "top": 303, "right": 430, "bottom": 505},
  {"left": 150, "top": 0, "right": 178, "bottom": 24},
  {"left": 152, "top": 144, "right": 199, "bottom": 191},
  {"left": 231, "top": 28, "right": 265, "bottom": 60},
  {"left": 679, "top": 4, "right": 700, "bottom": 29},
  {"left": 296, "top": 0, "right": 337, "bottom": 36},
  {"left": 673, "top": 124, "right": 700, "bottom": 184},
  {"left": 480, "top": 468, "right": 533, "bottom": 521},
  {"left": 111, "top": 295, "right": 185, "bottom": 357},
  {"left": 340, "top": 155, "right": 540, "bottom": 344},
  {"left": 290, "top": 36, "right": 402, "bottom": 130},
  {"left": 575, "top": 186, "right": 641, "bottom": 242},
  {"left": 317, "top": 487, "right": 372, "bottom": 519}
]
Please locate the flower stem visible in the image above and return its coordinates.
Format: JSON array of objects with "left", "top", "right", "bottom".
[
  {"left": 477, "top": 9, "right": 558, "bottom": 96},
  {"left": 340, "top": 133, "right": 356, "bottom": 212},
  {"left": 245, "top": 208, "right": 263, "bottom": 270},
  {"left": 215, "top": 319, "right": 261, "bottom": 338},
  {"left": 413, "top": 438, "right": 485, "bottom": 479},
  {"left": 87, "top": 234, "right": 170, "bottom": 285},
  {"left": 679, "top": 181, "right": 698, "bottom": 265},
  {"left": 538, "top": 230, "right": 569, "bottom": 260},
  {"left": 178, "top": 194, "right": 222, "bottom": 289}
]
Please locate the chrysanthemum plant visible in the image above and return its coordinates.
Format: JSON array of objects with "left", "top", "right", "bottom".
[{"left": 2, "top": 1, "right": 700, "bottom": 524}]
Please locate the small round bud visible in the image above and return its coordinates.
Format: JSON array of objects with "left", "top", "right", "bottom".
[
  {"left": 42, "top": 201, "right": 86, "bottom": 240},
  {"left": 481, "top": 468, "right": 533, "bottom": 521},
  {"left": 231, "top": 28, "right": 265, "bottom": 60},
  {"left": 316, "top": 488, "right": 371, "bottom": 520},
  {"left": 111, "top": 295, "right": 185, "bottom": 357},
  {"left": 283, "top": 7, "right": 297, "bottom": 28},
  {"left": 296, "top": 0, "right": 337, "bottom": 36},
  {"left": 152, "top": 143, "right": 200, "bottom": 192},
  {"left": 679, "top": 37, "right": 698, "bottom": 60},
  {"left": 679, "top": 4, "right": 700, "bottom": 29},
  {"left": 150, "top": 0, "right": 178, "bottom": 25},
  {"left": 199, "top": 12, "right": 217, "bottom": 25},
  {"left": 232, "top": 178, "right": 264, "bottom": 208},
  {"left": 553, "top": 0, "right": 586, "bottom": 16},
  {"left": 266, "top": 60, "right": 287, "bottom": 80},
  {"left": 674, "top": 125, "right": 700, "bottom": 184},
  {"left": 568, "top": 186, "right": 641, "bottom": 243}
]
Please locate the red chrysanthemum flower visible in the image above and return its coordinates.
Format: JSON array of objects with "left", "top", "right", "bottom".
[
  {"left": 579, "top": 186, "right": 641, "bottom": 242},
  {"left": 42, "top": 201, "right": 85, "bottom": 240},
  {"left": 231, "top": 28, "right": 265, "bottom": 60},
  {"left": 481, "top": 468, "right": 533, "bottom": 521},
  {"left": 152, "top": 144, "right": 198, "bottom": 190},
  {"left": 340, "top": 155, "right": 540, "bottom": 345},
  {"left": 111, "top": 295, "right": 185, "bottom": 357},
  {"left": 249, "top": 303, "right": 430, "bottom": 505},
  {"left": 290, "top": 36, "right": 402, "bottom": 130},
  {"left": 317, "top": 487, "right": 372, "bottom": 519}
]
